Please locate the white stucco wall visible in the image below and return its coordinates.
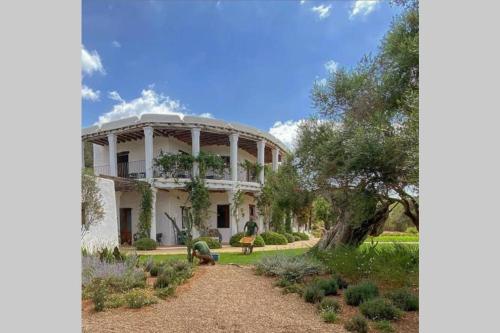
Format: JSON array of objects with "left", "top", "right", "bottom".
[{"left": 81, "top": 177, "right": 119, "bottom": 253}]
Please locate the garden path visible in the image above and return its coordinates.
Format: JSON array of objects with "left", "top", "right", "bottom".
[{"left": 82, "top": 264, "right": 347, "bottom": 333}]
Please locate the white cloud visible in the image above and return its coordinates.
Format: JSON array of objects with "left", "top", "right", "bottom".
[
  {"left": 96, "top": 88, "right": 213, "bottom": 125},
  {"left": 324, "top": 60, "right": 339, "bottom": 73},
  {"left": 311, "top": 4, "right": 332, "bottom": 19},
  {"left": 350, "top": 0, "right": 379, "bottom": 19},
  {"left": 112, "top": 40, "right": 121, "bottom": 48},
  {"left": 300, "top": 0, "right": 307, "bottom": 4},
  {"left": 81, "top": 45, "right": 105, "bottom": 76},
  {"left": 108, "top": 90, "right": 124, "bottom": 103},
  {"left": 269, "top": 120, "right": 305, "bottom": 150},
  {"left": 82, "top": 85, "right": 100, "bottom": 102}
]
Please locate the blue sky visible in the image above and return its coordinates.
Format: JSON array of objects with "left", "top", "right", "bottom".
[{"left": 82, "top": 0, "right": 400, "bottom": 147}]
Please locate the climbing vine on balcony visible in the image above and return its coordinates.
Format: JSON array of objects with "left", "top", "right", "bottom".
[
  {"left": 240, "top": 160, "right": 263, "bottom": 181},
  {"left": 137, "top": 181, "right": 153, "bottom": 239},
  {"left": 154, "top": 151, "right": 226, "bottom": 179}
]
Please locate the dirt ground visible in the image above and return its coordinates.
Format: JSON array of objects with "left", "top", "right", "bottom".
[
  {"left": 83, "top": 265, "right": 346, "bottom": 333},
  {"left": 82, "top": 265, "right": 418, "bottom": 333}
]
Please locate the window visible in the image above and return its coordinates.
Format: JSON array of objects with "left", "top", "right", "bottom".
[
  {"left": 249, "top": 204, "right": 256, "bottom": 218},
  {"left": 217, "top": 205, "right": 230, "bottom": 228},
  {"left": 181, "top": 206, "right": 190, "bottom": 229}
]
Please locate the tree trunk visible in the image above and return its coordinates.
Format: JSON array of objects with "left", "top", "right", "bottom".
[
  {"left": 316, "top": 203, "right": 390, "bottom": 250},
  {"left": 400, "top": 197, "right": 419, "bottom": 231}
]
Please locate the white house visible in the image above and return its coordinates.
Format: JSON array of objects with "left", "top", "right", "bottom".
[{"left": 81, "top": 114, "right": 288, "bottom": 246}]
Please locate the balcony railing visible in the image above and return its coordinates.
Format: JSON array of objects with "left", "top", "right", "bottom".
[{"left": 94, "top": 161, "right": 259, "bottom": 183}]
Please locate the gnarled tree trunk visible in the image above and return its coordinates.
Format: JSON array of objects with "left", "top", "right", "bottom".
[{"left": 316, "top": 202, "right": 390, "bottom": 250}]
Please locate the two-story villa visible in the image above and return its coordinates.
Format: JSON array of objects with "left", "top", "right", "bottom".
[{"left": 82, "top": 114, "right": 288, "bottom": 246}]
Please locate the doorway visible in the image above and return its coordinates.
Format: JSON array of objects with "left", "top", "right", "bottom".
[
  {"left": 217, "top": 205, "right": 230, "bottom": 228},
  {"left": 117, "top": 152, "right": 129, "bottom": 178},
  {"left": 119, "top": 208, "right": 132, "bottom": 245}
]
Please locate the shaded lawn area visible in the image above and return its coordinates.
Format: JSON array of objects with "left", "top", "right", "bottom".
[
  {"left": 138, "top": 243, "right": 418, "bottom": 266},
  {"left": 367, "top": 234, "right": 419, "bottom": 243}
]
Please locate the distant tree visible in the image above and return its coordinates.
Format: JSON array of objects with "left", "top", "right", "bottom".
[{"left": 81, "top": 169, "right": 104, "bottom": 239}]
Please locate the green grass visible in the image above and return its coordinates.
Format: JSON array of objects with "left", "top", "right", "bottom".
[
  {"left": 366, "top": 234, "right": 419, "bottom": 243},
  {"left": 139, "top": 248, "right": 309, "bottom": 265}
]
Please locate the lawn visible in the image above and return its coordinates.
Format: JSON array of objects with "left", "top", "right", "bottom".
[
  {"left": 366, "top": 233, "right": 419, "bottom": 243},
  {"left": 139, "top": 243, "right": 418, "bottom": 266}
]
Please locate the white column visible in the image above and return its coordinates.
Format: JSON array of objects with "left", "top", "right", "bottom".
[
  {"left": 228, "top": 189, "right": 238, "bottom": 235},
  {"left": 81, "top": 141, "right": 85, "bottom": 169},
  {"left": 150, "top": 187, "right": 157, "bottom": 241},
  {"left": 229, "top": 133, "right": 239, "bottom": 182},
  {"left": 191, "top": 128, "right": 201, "bottom": 177},
  {"left": 115, "top": 191, "right": 122, "bottom": 243},
  {"left": 107, "top": 133, "right": 117, "bottom": 177},
  {"left": 272, "top": 148, "right": 279, "bottom": 172},
  {"left": 144, "top": 126, "right": 154, "bottom": 179},
  {"left": 257, "top": 140, "right": 266, "bottom": 184}
]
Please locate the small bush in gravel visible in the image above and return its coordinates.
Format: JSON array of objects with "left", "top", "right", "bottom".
[
  {"left": 332, "top": 274, "right": 349, "bottom": 289},
  {"left": 89, "top": 278, "right": 107, "bottom": 312},
  {"left": 283, "top": 233, "right": 296, "bottom": 243},
  {"left": 282, "top": 283, "right": 304, "bottom": 295},
  {"left": 149, "top": 264, "right": 165, "bottom": 277},
  {"left": 260, "top": 231, "right": 288, "bottom": 245},
  {"left": 293, "top": 232, "right": 310, "bottom": 241},
  {"left": 385, "top": 289, "right": 419, "bottom": 311},
  {"left": 229, "top": 232, "right": 265, "bottom": 247},
  {"left": 255, "top": 254, "right": 323, "bottom": 282},
  {"left": 321, "top": 309, "right": 338, "bottom": 323},
  {"left": 303, "top": 284, "right": 325, "bottom": 303},
  {"left": 274, "top": 278, "right": 292, "bottom": 288},
  {"left": 344, "top": 281, "right": 379, "bottom": 306},
  {"left": 124, "top": 289, "right": 158, "bottom": 308},
  {"left": 344, "top": 314, "right": 368, "bottom": 333},
  {"left": 315, "top": 278, "right": 339, "bottom": 296},
  {"left": 134, "top": 238, "right": 157, "bottom": 250},
  {"left": 155, "top": 286, "right": 176, "bottom": 300},
  {"left": 192, "top": 237, "right": 221, "bottom": 249},
  {"left": 105, "top": 294, "right": 125, "bottom": 309},
  {"left": 374, "top": 320, "right": 395, "bottom": 333},
  {"left": 154, "top": 267, "right": 176, "bottom": 289},
  {"left": 317, "top": 298, "right": 341, "bottom": 313},
  {"left": 143, "top": 256, "right": 154, "bottom": 272},
  {"left": 359, "top": 298, "right": 402, "bottom": 321}
]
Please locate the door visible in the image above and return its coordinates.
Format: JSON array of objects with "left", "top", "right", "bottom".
[
  {"left": 120, "top": 208, "right": 132, "bottom": 245},
  {"left": 117, "top": 152, "right": 129, "bottom": 178},
  {"left": 217, "top": 205, "right": 230, "bottom": 228}
]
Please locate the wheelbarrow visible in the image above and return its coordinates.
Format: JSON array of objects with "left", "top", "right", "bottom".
[{"left": 239, "top": 235, "right": 256, "bottom": 255}]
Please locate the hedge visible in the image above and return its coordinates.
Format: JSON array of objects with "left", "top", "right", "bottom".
[
  {"left": 260, "top": 231, "right": 288, "bottom": 245},
  {"left": 134, "top": 238, "right": 157, "bottom": 250}
]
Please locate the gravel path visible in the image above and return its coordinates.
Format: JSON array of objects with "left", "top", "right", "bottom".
[{"left": 83, "top": 265, "right": 347, "bottom": 333}]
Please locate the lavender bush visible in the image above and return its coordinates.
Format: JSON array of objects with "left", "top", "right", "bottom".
[
  {"left": 255, "top": 254, "right": 324, "bottom": 282},
  {"left": 82, "top": 254, "right": 144, "bottom": 288}
]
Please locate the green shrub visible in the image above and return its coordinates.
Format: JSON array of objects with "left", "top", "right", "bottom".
[
  {"left": 311, "top": 229, "right": 322, "bottom": 238},
  {"left": 293, "top": 235, "right": 302, "bottom": 242},
  {"left": 134, "top": 238, "right": 157, "bottom": 250},
  {"left": 229, "top": 232, "right": 265, "bottom": 247},
  {"left": 282, "top": 283, "right": 304, "bottom": 295},
  {"left": 332, "top": 274, "right": 349, "bottom": 289},
  {"left": 303, "top": 284, "right": 325, "bottom": 303},
  {"left": 124, "top": 289, "right": 158, "bottom": 308},
  {"left": 405, "top": 227, "right": 418, "bottom": 234},
  {"left": 149, "top": 264, "right": 165, "bottom": 277},
  {"left": 317, "top": 298, "right": 341, "bottom": 313},
  {"left": 375, "top": 320, "right": 395, "bottom": 333},
  {"left": 256, "top": 254, "right": 323, "bottom": 282},
  {"left": 104, "top": 294, "right": 125, "bottom": 309},
  {"left": 359, "top": 298, "right": 402, "bottom": 321},
  {"left": 274, "top": 278, "right": 292, "bottom": 288},
  {"left": 344, "top": 281, "right": 379, "bottom": 306},
  {"left": 321, "top": 309, "right": 338, "bottom": 323},
  {"left": 192, "top": 237, "right": 221, "bottom": 249},
  {"left": 283, "top": 233, "right": 295, "bottom": 243},
  {"left": 344, "top": 314, "right": 368, "bottom": 333},
  {"left": 143, "top": 256, "right": 154, "bottom": 272},
  {"left": 154, "top": 267, "right": 176, "bottom": 289},
  {"left": 260, "top": 231, "right": 288, "bottom": 245},
  {"left": 155, "top": 286, "right": 176, "bottom": 300},
  {"left": 90, "top": 278, "right": 107, "bottom": 312},
  {"left": 314, "top": 244, "right": 419, "bottom": 288},
  {"left": 293, "top": 232, "right": 310, "bottom": 241},
  {"left": 315, "top": 278, "right": 339, "bottom": 296},
  {"left": 385, "top": 289, "right": 419, "bottom": 311}
]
